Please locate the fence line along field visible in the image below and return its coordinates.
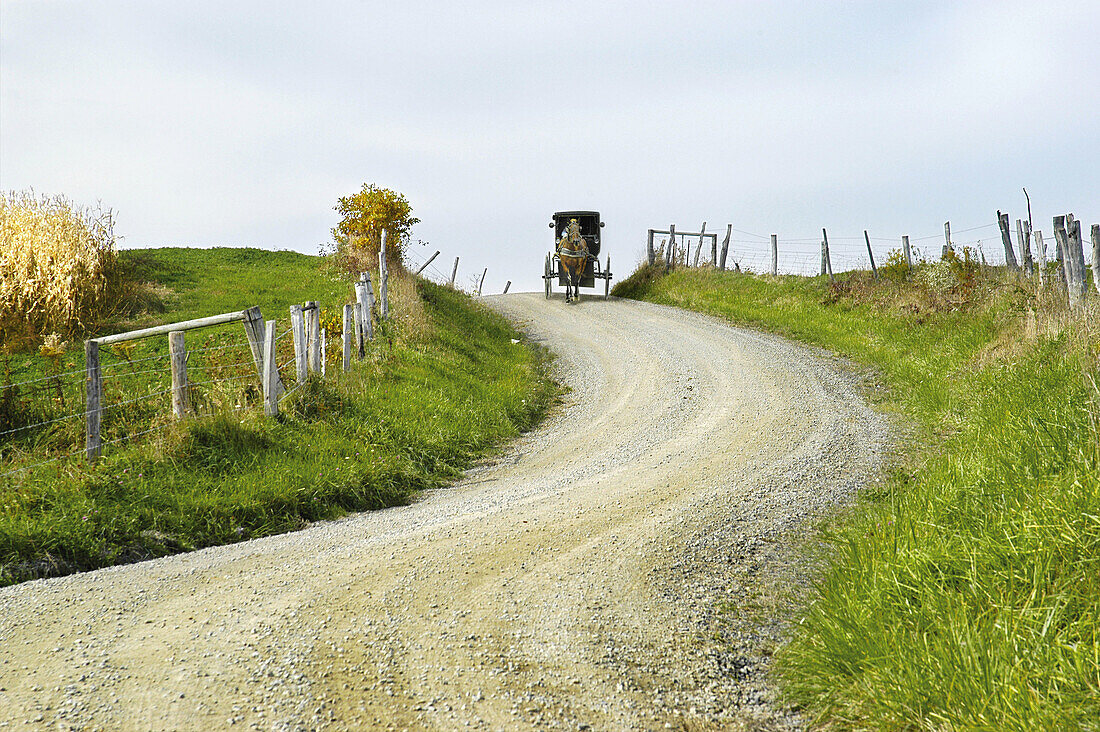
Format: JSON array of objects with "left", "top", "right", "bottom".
[
  {"left": 0, "top": 242, "right": 555, "bottom": 586},
  {"left": 612, "top": 203, "right": 1100, "bottom": 729}
]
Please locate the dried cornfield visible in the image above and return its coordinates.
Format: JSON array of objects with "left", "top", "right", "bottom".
[{"left": 0, "top": 190, "right": 122, "bottom": 347}]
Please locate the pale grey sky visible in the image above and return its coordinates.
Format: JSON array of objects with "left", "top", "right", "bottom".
[{"left": 3, "top": 1, "right": 1098, "bottom": 291}]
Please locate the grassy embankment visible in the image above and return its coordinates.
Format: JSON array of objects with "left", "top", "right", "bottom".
[
  {"left": 613, "top": 261, "right": 1099, "bottom": 729},
  {"left": 0, "top": 248, "right": 555, "bottom": 585}
]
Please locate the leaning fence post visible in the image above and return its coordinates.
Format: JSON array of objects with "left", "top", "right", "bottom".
[
  {"left": 822, "top": 228, "right": 835, "bottom": 282},
  {"left": 719, "top": 224, "right": 731, "bottom": 270},
  {"left": 415, "top": 250, "right": 439, "bottom": 276},
  {"left": 693, "top": 222, "right": 706, "bottom": 267},
  {"left": 864, "top": 230, "right": 878, "bottom": 279},
  {"left": 85, "top": 340, "right": 102, "bottom": 461},
  {"left": 450, "top": 256, "right": 459, "bottom": 286},
  {"left": 290, "top": 304, "right": 307, "bottom": 385},
  {"left": 342, "top": 303, "right": 354, "bottom": 372},
  {"left": 998, "top": 211, "right": 1019, "bottom": 270},
  {"left": 770, "top": 234, "right": 778, "bottom": 276},
  {"left": 241, "top": 306, "right": 266, "bottom": 380},
  {"left": 263, "top": 320, "right": 278, "bottom": 417},
  {"left": 943, "top": 221, "right": 953, "bottom": 258},
  {"left": 169, "top": 330, "right": 191, "bottom": 418},
  {"left": 477, "top": 268, "right": 487, "bottom": 296},
  {"left": 902, "top": 235, "right": 912, "bottom": 268},
  {"left": 504, "top": 281, "right": 511, "bottom": 294}
]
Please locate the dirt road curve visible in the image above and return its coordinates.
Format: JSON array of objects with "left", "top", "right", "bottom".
[{"left": 0, "top": 294, "right": 889, "bottom": 731}]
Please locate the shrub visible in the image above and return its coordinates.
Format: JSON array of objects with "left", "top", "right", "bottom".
[
  {"left": 0, "top": 191, "right": 122, "bottom": 348},
  {"left": 327, "top": 184, "right": 419, "bottom": 273},
  {"left": 879, "top": 248, "right": 910, "bottom": 283}
]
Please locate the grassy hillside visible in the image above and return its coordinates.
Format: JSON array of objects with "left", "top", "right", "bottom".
[
  {"left": 613, "top": 262, "right": 1100, "bottom": 730},
  {"left": 0, "top": 248, "right": 556, "bottom": 585}
]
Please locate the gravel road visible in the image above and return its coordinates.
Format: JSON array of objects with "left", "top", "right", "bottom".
[{"left": 0, "top": 293, "right": 890, "bottom": 731}]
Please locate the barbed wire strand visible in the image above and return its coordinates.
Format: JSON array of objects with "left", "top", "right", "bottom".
[
  {"left": 0, "top": 368, "right": 88, "bottom": 391},
  {"left": 0, "top": 409, "right": 87, "bottom": 438}
]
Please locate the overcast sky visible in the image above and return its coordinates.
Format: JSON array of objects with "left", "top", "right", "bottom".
[{"left": 3, "top": 1, "right": 1099, "bottom": 291}]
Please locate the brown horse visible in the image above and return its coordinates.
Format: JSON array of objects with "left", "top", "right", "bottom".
[{"left": 556, "top": 218, "right": 589, "bottom": 303}]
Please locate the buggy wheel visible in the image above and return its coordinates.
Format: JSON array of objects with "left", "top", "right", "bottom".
[{"left": 544, "top": 254, "right": 552, "bottom": 299}]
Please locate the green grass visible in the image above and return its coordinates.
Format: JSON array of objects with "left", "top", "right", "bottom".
[
  {"left": 613, "top": 263, "right": 1100, "bottom": 729},
  {"left": 1, "top": 248, "right": 556, "bottom": 585}
]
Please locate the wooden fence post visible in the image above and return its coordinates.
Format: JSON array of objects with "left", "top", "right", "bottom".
[
  {"left": 263, "top": 320, "right": 278, "bottom": 417},
  {"left": 450, "top": 257, "right": 459, "bottom": 286},
  {"left": 997, "top": 211, "right": 1019, "bottom": 270},
  {"left": 364, "top": 271, "right": 376, "bottom": 333},
  {"left": 85, "top": 340, "right": 102, "bottom": 461},
  {"left": 694, "top": 222, "right": 706, "bottom": 267},
  {"left": 415, "top": 250, "right": 439, "bottom": 276},
  {"left": 822, "top": 228, "right": 835, "bottom": 282},
  {"left": 719, "top": 224, "right": 731, "bottom": 270},
  {"left": 342, "top": 303, "right": 354, "bottom": 372},
  {"left": 1017, "top": 219, "right": 1034, "bottom": 277},
  {"left": 378, "top": 250, "right": 389, "bottom": 320},
  {"left": 504, "top": 281, "right": 511, "bottom": 294},
  {"left": 864, "top": 230, "right": 878, "bottom": 279},
  {"left": 709, "top": 222, "right": 718, "bottom": 265},
  {"left": 304, "top": 302, "right": 321, "bottom": 374},
  {"left": 356, "top": 274, "right": 374, "bottom": 342},
  {"left": 943, "top": 221, "right": 953, "bottom": 258},
  {"left": 352, "top": 299, "right": 365, "bottom": 360},
  {"left": 647, "top": 230, "right": 656, "bottom": 265},
  {"left": 902, "top": 235, "right": 912, "bottom": 268},
  {"left": 1055, "top": 215, "right": 1086, "bottom": 306},
  {"left": 820, "top": 237, "right": 827, "bottom": 276},
  {"left": 1035, "top": 230, "right": 1047, "bottom": 287},
  {"left": 1091, "top": 223, "right": 1100, "bottom": 296},
  {"left": 666, "top": 224, "right": 676, "bottom": 269},
  {"left": 354, "top": 279, "right": 369, "bottom": 355},
  {"left": 241, "top": 306, "right": 266, "bottom": 381},
  {"left": 310, "top": 304, "right": 321, "bottom": 373},
  {"left": 1069, "top": 215, "right": 1087, "bottom": 302},
  {"left": 477, "top": 268, "right": 487, "bottom": 296},
  {"left": 290, "top": 304, "right": 307, "bottom": 385},
  {"left": 169, "top": 330, "right": 191, "bottom": 418},
  {"left": 770, "top": 234, "right": 778, "bottom": 276}
]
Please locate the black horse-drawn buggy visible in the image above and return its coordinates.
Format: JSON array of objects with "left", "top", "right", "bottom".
[{"left": 543, "top": 210, "right": 612, "bottom": 301}]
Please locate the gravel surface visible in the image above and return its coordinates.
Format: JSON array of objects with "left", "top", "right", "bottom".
[{"left": 0, "top": 293, "right": 890, "bottom": 731}]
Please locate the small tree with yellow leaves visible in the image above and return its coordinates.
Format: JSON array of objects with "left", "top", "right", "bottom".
[{"left": 330, "top": 184, "right": 419, "bottom": 273}]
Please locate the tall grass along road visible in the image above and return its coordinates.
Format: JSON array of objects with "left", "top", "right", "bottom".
[
  {"left": 615, "top": 264, "right": 1100, "bottom": 729},
  {"left": 0, "top": 293, "right": 887, "bottom": 729}
]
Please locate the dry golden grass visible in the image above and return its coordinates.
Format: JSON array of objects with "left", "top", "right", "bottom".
[{"left": 0, "top": 190, "right": 122, "bottom": 348}]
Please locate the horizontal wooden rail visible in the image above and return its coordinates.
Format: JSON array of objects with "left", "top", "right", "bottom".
[{"left": 92, "top": 310, "right": 249, "bottom": 345}]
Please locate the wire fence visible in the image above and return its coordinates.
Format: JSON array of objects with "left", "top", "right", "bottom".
[
  {"left": 0, "top": 312, "right": 319, "bottom": 483},
  {"left": 647, "top": 218, "right": 1088, "bottom": 278}
]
